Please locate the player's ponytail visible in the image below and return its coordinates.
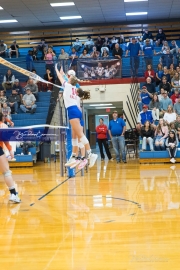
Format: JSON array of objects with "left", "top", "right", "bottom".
[
  {"left": 0, "top": 112, "right": 3, "bottom": 121},
  {"left": 77, "top": 88, "right": 90, "bottom": 100}
]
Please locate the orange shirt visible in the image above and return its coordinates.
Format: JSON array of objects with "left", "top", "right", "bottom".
[{"left": 0, "top": 121, "right": 12, "bottom": 151}]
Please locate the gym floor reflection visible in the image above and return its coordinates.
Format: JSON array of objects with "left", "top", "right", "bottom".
[{"left": 0, "top": 160, "right": 180, "bottom": 270}]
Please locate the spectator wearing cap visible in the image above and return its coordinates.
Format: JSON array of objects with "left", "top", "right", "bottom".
[
  {"left": 156, "top": 28, "right": 166, "bottom": 46},
  {"left": 125, "top": 37, "right": 141, "bottom": 77},
  {"left": 137, "top": 105, "right": 155, "bottom": 127},
  {"left": 108, "top": 111, "right": 126, "bottom": 163},
  {"left": 112, "top": 43, "right": 123, "bottom": 60},
  {"left": 160, "top": 91, "right": 173, "bottom": 115},
  {"left": 2, "top": 69, "right": 15, "bottom": 92},
  {"left": 20, "top": 88, "right": 37, "bottom": 114},
  {"left": 72, "top": 38, "right": 82, "bottom": 52},
  {"left": 143, "top": 77, "right": 156, "bottom": 94},
  {"left": 142, "top": 39, "right": 155, "bottom": 67},
  {"left": 9, "top": 40, "right": 19, "bottom": 58},
  {"left": 7, "top": 89, "right": 21, "bottom": 114},
  {"left": 138, "top": 86, "right": 153, "bottom": 111},
  {"left": 24, "top": 78, "right": 38, "bottom": 99},
  {"left": 12, "top": 79, "right": 24, "bottom": 101},
  {"left": 0, "top": 40, "right": 7, "bottom": 57},
  {"left": 142, "top": 29, "right": 153, "bottom": 44},
  {"left": 84, "top": 36, "right": 94, "bottom": 52}
]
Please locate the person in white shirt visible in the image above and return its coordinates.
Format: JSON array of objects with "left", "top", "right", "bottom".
[
  {"left": 84, "top": 36, "right": 94, "bottom": 51},
  {"left": 72, "top": 38, "right": 82, "bottom": 52},
  {"left": 2, "top": 69, "right": 15, "bottom": 92},
  {"left": 163, "top": 105, "right": 176, "bottom": 125},
  {"left": 20, "top": 88, "right": 37, "bottom": 114},
  {"left": 111, "top": 36, "right": 118, "bottom": 50}
]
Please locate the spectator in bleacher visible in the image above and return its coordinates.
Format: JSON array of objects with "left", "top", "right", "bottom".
[
  {"left": 143, "top": 77, "right": 156, "bottom": 94},
  {"left": 43, "top": 68, "right": 54, "bottom": 92},
  {"left": 165, "top": 130, "right": 178, "bottom": 163},
  {"left": 9, "top": 40, "right": 19, "bottom": 58},
  {"left": 26, "top": 50, "right": 34, "bottom": 71},
  {"left": 154, "top": 119, "right": 168, "bottom": 150},
  {"left": 32, "top": 47, "right": 38, "bottom": 61},
  {"left": 102, "top": 48, "right": 109, "bottom": 58},
  {"left": 156, "top": 63, "right": 164, "bottom": 85},
  {"left": 163, "top": 105, "right": 176, "bottom": 125},
  {"left": 144, "top": 64, "right": 155, "bottom": 82},
  {"left": 171, "top": 73, "right": 180, "bottom": 93},
  {"left": 174, "top": 97, "right": 180, "bottom": 115},
  {"left": 2, "top": 69, "right": 15, "bottom": 92},
  {"left": 170, "top": 40, "right": 179, "bottom": 54},
  {"left": 175, "top": 116, "right": 180, "bottom": 140},
  {"left": 125, "top": 37, "right": 141, "bottom": 77},
  {"left": 149, "top": 93, "right": 161, "bottom": 120},
  {"left": 37, "top": 38, "right": 48, "bottom": 60},
  {"left": 118, "top": 35, "right": 125, "bottom": 44},
  {"left": 176, "top": 48, "right": 180, "bottom": 66},
  {"left": 176, "top": 66, "right": 180, "bottom": 75},
  {"left": 90, "top": 46, "right": 100, "bottom": 58},
  {"left": 169, "top": 63, "right": 176, "bottom": 79},
  {"left": 79, "top": 49, "right": 90, "bottom": 58},
  {"left": 142, "top": 39, "right": 155, "bottom": 67},
  {"left": 112, "top": 43, "right": 123, "bottom": 60},
  {"left": 161, "top": 49, "right": 173, "bottom": 69},
  {"left": 103, "top": 36, "right": 110, "bottom": 50},
  {"left": 137, "top": 105, "right": 154, "bottom": 125},
  {"left": 2, "top": 103, "right": 11, "bottom": 120},
  {"left": 159, "top": 76, "right": 171, "bottom": 94},
  {"left": 20, "top": 88, "right": 37, "bottom": 114},
  {"left": 161, "top": 41, "right": 170, "bottom": 52},
  {"left": 111, "top": 36, "right": 118, "bottom": 50},
  {"left": 141, "top": 120, "right": 154, "bottom": 151},
  {"left": 170, "top": 89, "right": 180, "bottom": 105},
  {"left": 155, "top": 28, "right": 166, "bottom": 46},
  {"left": 24, "top": 79, "right": 38, "bottom": 98},
  {"left": 69, "top": 48, "right": 78, "bottom": 72},
  {"left": 0, "top": 90, "right": 7, "bottom": 108},
  {"left": 95, "top": 36, "right": 103, "bottom": 52},
  {"left": 84, "top": 36, "right": 94, "bottom": 52},
  {"left": 142, "top": 29, "right": 153, "bottom": 44},
  {"left": 44, "top": 47, "right": 55, "bottom": 75},
  {"left": 72, "top": 38, "right": 82, "bottom": 52},
  {"left": 0, "top": 40, "right": 7, "bottom": 57},
  {"left": 108, "top": 110, "right": 126, "bottom": 163},
  {"left": 58, "top": 48, "right": 69, "bottom": 60},
  {"left": 158, "top": 88, "right": 165, "bottom": 101},
  {"left": 7, "top": 89, "right": 20, "bottom": 114},
  {"left": 138, "top": 86, "right": 152, "bottom": 111},
  {"left": 160, "top": 91, "right": 172, "bottom": 114}
]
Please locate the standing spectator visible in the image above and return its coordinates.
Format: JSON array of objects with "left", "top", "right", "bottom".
[
  {"left": 142, "top": 29, "right": 153, "bottom": 44},
  {"left": 72, "top": 38, "right": 82, "bottom": 52},
  {"left": 69, "top": 48, "right": 78, "bottom": 72},
  {"left": 84, "top": 36, "right": 94, "bottom": 52},
  {"left": 0, "top": 40, "right": 7, "bottom": 57},
  {"left": 156, "top": 28, "right": 166, "bottom": 46},
  {"left": 95, "top": 36, "right": 103, "bottom": 52},
  {"left": 90, "top": 46, "right": 100, "bottom": 58},
  {"left": 111, "top": 36, "right": 118, "bottom": 50},
  {"left": 149, "top": 93, "right": 161, "bottom": 120},
  {"left": 141, "top": 120, "right": 154, "bottom": 151},
  {"left": 1, "top": 103, "right": 11, "bottom": 120},
  {"left": 79, "top": 49, "right": 90, "bottom": 58},
  {"left": 112, "top": 43, "right": 123, "bottom": 60},
  {"left": 20, "top": 88, "right": 37, "bottom": 114},
  {"left": 125, "top": 37, "right": 141, "bottom": 77},
  {"left": 44, "top": 47, "right": 55, "bottom": 75},
  {"left": 108, "top": 111, "right": 126, "bottom": 163},
  {"left": 174, "top": 97, "right": 180, "bottom": 115},
  {"left": 24, "top": 79, "right": 38, "bottom": 98},
  {"left": 163, "top": 105, "right": 176, "bottom": 125},
  {"left": 12, "top": 79, "right": 24, "bottom": 101},
  {"left": 43, "top": 68, "right": 54, "bottom": 92},
  {"left": 159, "top": 76, "right": 171, "bottom": 94},
  {"left": 166, "top": 130, "right": 178, "bottom": 163},
  {"left": 156, "top": 63, "right": 164, "bottom": 86},
  {"left": 9, "top": 40, "right": 19, "bottom": 58},
  {"left": 96, "top": 118, "right": 113, "bottom": 161},
  {"left": 2, "top": 69, "right": 15, "bottom": 92},
  {"left": 0, "top": 90, "right": 7, "bottom": 108},
  {"left": 143, "top": 77, "right": 156, "bottom": 94},
  {"left": 142, "top": 39, "right": 155, "bottom": 67},
  {"left": 144, "top": 64, "right": 155, "bottom": 82},
  {"left": 26, "top": 50, "right": 34, "bottom": 71},
  {"left": 138, "top": 86, "right": 152, "bottom": 111},
  {"left": 37, "top": 39, "right": 48, "bottom": 60},
  {"left": 103, "top": 36, "right": 110, "bottom": 50},
  {"left": 7, "top": 89, "right": 20, "bottom": 114},
  {"left": 176, "top": 48, "right": 180, "bottom": 66},
  {"left": 32, "top": 47, "right": 38, "bottom": 61},
  {"left": 161, "top": 49, "right": 173, "bottom": 69},
  {"left": 160, "top": 91, "right": 173, "bottom": 114},
  {"left": 154, "top": 119, "right": 168, "bottom": 150}
]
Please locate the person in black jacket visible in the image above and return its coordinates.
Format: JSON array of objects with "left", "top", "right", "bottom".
[
  {"left": 143, "top": 77, "right": 156, "bottom": 94},
  {"left": 159, "top": 76, "right": 171, "bottom": 94},
  {"left": 112, "top": 43, "right": 123, "bottom": 59},
  {"left": 156, "top": 28, "right": 166, "bottom": 46},
  {"left": 7, "top": 89, "right": 20, "bottom": 114},
  {"left": 141, "top": 120, "right": 154, "bottom": 151},
  {"left": 142, "top": 29, "right": 153, "bottom": 43}
]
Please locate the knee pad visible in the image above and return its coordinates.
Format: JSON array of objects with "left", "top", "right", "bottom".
[
  {"left": 3, "top": 170, "right": 12, "bottom": 177},
  {"left": 78, "top": 142, "right": 84, "bottom": 149},
  {"left": 80, "top": 135, "right": 89, "bottom": 145},
  {"left": 72, "top": 138, "right": 78, "bottom": 147}
]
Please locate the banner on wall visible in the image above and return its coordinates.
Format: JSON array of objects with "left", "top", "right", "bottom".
[{"left": 77, "top": 59, "right": 122, "bottom": 80}]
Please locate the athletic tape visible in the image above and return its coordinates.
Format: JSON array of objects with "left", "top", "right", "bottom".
[{"left": 0, "top": 57, "right": 64, "bottom": 90}]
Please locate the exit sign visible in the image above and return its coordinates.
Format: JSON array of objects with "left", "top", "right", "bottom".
[{"left": 106, "top": 108, "right": 110, "bottom": 112}]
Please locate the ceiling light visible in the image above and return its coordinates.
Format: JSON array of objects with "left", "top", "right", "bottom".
[
  {"left": 124, "top": 0, "right": 148, "bottom": 2},
  {"left": 89, "top": 104, "right": 113, "bottom": 106},
  {"left": 126, "top": 12, "right": 148, "bottom": 15},
  {"left": 0, "top": 6, "right": 3, "bottom": 10},
  {"left": 60, "top": 16, "right": 82, "bottom": 20},
  {"left": 95, "top": 107, "right": 116, "bottom": 109},
  {"left": 0, "top": 20, "right": 18, "bottom": 23},
  {"left": 50, "top": 2, "right": 75, "bottom": 7}
]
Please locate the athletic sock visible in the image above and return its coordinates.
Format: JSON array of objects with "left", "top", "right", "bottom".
[
  {"left": 81, "top": 156, "right": 85, "bottom": 160},
  {"left": 9, "top": 187, "right": 17, "bottom": 195},
  {"left": 72, "top": 153, "right": 77, "bottom": 158},
  {"left": 87, "top": 149, "right": 91, "bottom": 155}
]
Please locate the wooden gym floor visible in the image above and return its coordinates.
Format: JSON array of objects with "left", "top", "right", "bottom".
[{"left": 0, "top": 159, "right": 180, "bottom": 270}]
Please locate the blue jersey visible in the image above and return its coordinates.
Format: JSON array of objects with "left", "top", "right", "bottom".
[
  {"left": 128, "top": 43, "right": 141, "bottom": 57},
  {"left": 109, "top": 118, "right": 126, "bottom": 136},
  {"left": 143, "top": 45, "right": 154, "bottom": 57}
]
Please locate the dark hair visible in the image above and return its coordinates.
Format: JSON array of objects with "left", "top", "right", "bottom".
[
  {"left": 99, "top": 118, "right": 104, "bottom": 121},
  {"left": 168, "top": 130, "right": 176, "bottom": 143},
  {"left": 77, "top": 88, "right": 90, "bottom": 100},
  {"left": 0, "top": 112, "right": 3, "bottom": 121},
  {"left": 31, "top": 69, "right": 36, "bottom": 73},
  {"left": 144, "top": 120, "right": 151, "bottom": 129},
  {"left": 152, "top": 93, "right": 159, "bottom": 104}
]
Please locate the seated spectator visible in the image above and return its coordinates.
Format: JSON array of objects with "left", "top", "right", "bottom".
[
  {"left": 158, "top": 88, "right": 165, "bottom": 102},
  {"left": 72, "top": 38, "right": 82, "bottom": 52},
  {"left": 169, "top": 122, "right": 176, "bottom": 131},
  {"left": 142, "top": 39, "right": 155, "bottom": 67},
  {"left": 165, "top": 130, "right": 178, "bottom": 163},
  {"left": 111, "top": 36, "right": 118, "bottom": 50},
  {"left": 2, "top": 69, "right": 15, "bottom": 92},
  {"left": 137, "top": 105, "right": 154, "bottom": 125},
  {"left": 118, "top": 35, "right": 125, "bottom": 44},
  {"left": 12, "top": 79, "right": 24, "bottom": 100},
  {"left": 155, "top": 28, "right": 166, "bottom": 46},
  {"left": 159, "top": 76, "right": 171, "bottom": 94},
  {"left": 20, "top": 88, "right": 37, "bottom": 114},
  {"left": 170, "top": 40, "right": 178, "bottom": 54},
  {"left": 171, "top": 72, "right": 180, "bottom": 93},
  {"left": 162, "top": 66, "right": 171, "bottom": 83},
  {"left": 7, "top": 89, "right": 20, "bottom": 114},
  {"left": 149, "top": 93, "right": 161, "bottom": 120},
  {"left": 69, "top": 48, "right": 78, "bottom": 72},
  {"left": 163, "top": 105, "right": 176, "bottom": 125},
  {"left": 2, "top": 103, "right": 11, "bottom": 120},
  {"left": 44, "top": 47, "right": 55, "bottom": 75},
  {"left": 30, "top": 69, "right": 39, "bottom": 85},
  {"left": 42, "top": 68, "right": 54, "bottom": 92},
  {"left": 26, "top": 50, "right": 34, "bottom": 71},
  {"left": 95, "top": 36, "right": 103, "bottom": 52},
  {"left": 171, "top": 89, "right": 180, "bottom": 105},
  {"left": 175, "top": 116, "right": 180, "bottom": 140},
  {"left": 101, "top": 48, "right": 109, "bottom": 58},
  {"left": 103, "top": 36, "right": 110, "bottom": 50},
  {"left": 143, "top": 77, "right": 156, "bottom": 94},
  {"left": 176, "top": 48, "right": 180, "bottom": 66},
  {"left": 161, "top": 41, "right": 170, "bottom": 52},
  {"left": 138, "top": 86, "right": 152, "bottom": 111},
  {"left": 142, "top": 29, "right": 153, "bottom": 44},
  {"left": 112, "top": 43, "right": 123, "bottom": 59},
  {"left": 174, "top": 96, "right": 180, "bottom": 115},
  {"left": 144, "top": 64, "right": 155, "bottom": 82},
  {"left": 168, "top": 63, "right": 176, "bottom": 79},
  {"left": 156, "top": 63, "right": 164, "bottom": 85},
  {"left": 0, "top": 40, "right": 7, "bottom": 57},
  {"left": 58, "top": 48, "right": 69, "bottom": 60},
  {"left": 84, "top": 36, "right": 94, "bottom": 52},
  {"left": 9, "top": 40, "right": 19, "bottom": 58},
  {"left": 160, "top": 91, "right": 173, "bottom": 115},
  {"left": 154, "top": 119, "right": 168, "bottom": 150},
  {"left": 32, "top": 47, "right": 38, "bottom": 61},
  {"left": 21, "top": 141, "right": 36, "bottom": 155},
  {"left": 79, "top": 49, "right": 90, "bottom": 58},
  {"left": 141, "top": 120, "right": 154, "bottom": 151},
  {"left": 161, "top": 49, "right": 173, "bottom": 69},
  {"left": 37, "top": 38, "right": 48, "bottom": 60},
  {"left": 0, "top": 90, "right": 7, "bottom": 110},
  {"left": 24, "top": 78, "right": 38, "bottom": 98},
  {"left": 90, "top": 46, "right": 100, "bottom": 58}
]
